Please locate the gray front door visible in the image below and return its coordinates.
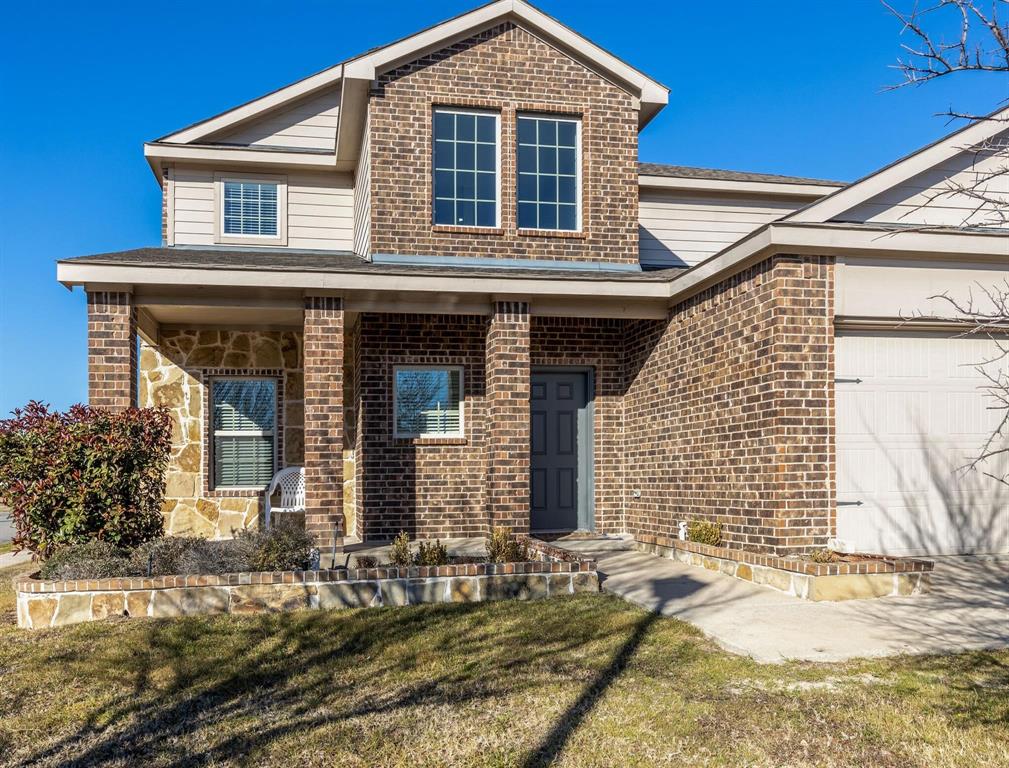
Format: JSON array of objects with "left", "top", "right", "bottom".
[{"left": 530, "top": 370, "right": 592, "bottom": 532}]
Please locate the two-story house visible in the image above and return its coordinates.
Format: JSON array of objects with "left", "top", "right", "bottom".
[{"left": 58, "top": 0, "right": 1009, "bottom": 558}]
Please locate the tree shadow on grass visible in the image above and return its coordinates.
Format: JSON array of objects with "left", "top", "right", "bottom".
[{"left": 13, "top": 596, "right": 666, "bottom": 768}]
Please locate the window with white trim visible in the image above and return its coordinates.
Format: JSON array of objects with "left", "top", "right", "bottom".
[
  {"left": 432, "top": 108, "right": 499, "bottom": 227},
  {"left": 516, "top": 115, "right": 580, "bottom": 231},
  {"left": 211, "top": 378, "right": 277, "bottom": 488},
  {"left": 223, "top": 180, "right": 279, "bottom": 237},
  {"left": 394, "top": 367, "right": 464, "bottom": 438}
]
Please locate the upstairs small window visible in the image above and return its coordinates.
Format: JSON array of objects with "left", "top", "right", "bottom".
[
  {"left": 517, "top": 115, "right": 580, "bottom": 231},
  {"left": 223, "top": 180, "right": 278, "bottom": 236},
  {"left": 211, "top": 378, "right": 277, "bottom": 489},
  {"left": 433, "top": 108, "right": 499, "bottom": 228},
  {"left": 394, "top": 366, "right": 464, "bottom": 438}
]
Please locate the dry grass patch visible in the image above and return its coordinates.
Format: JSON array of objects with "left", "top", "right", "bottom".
[{"left": 0, "top": 562, "right": 1006, "bottom": 767}]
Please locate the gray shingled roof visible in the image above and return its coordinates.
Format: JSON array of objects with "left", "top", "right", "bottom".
[
  {"left": 60, "top": 247, "right": 684, "bottom": 281},
  {"left": 638, "top": 162, "right": 845, "bottom": 187}
]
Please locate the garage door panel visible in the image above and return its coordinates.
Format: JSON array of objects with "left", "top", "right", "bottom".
[{"left": 836, "top": 332, "right": 1009, "bottom": 556}]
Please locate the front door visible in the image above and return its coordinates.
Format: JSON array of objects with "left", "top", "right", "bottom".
[{"left": 530, "top": 369, "right": 592, "bottom": 532}]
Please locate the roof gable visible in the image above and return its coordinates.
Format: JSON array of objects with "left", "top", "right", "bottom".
[
  {"left": 786, "top": 107, "right": 1009, "bottom": 225},
  {"left": 153, "top": 0, "right": 668, "bottom": 149}
]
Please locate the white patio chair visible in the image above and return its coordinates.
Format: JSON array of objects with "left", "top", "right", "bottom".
[{"left": 263, "top": 465, "right": 305, "bottom": 530}]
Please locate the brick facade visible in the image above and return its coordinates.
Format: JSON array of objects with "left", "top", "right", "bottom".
[
  {"left": 86, "top": 290, "right": 136, "bottom": 410},
  {"left": 356, "top": 313, "right": 489, "bottom": 540},
  {"left": 368, "top": 22, "right": 639, "bottom": 264},
  {"left": 303, "top": 296, "right": 345, "bottom": 550},
  {"left": 623, "top": 255, "right": 836, "bottom": 556},
  {"left": 486, "top": 302, "right": 531, "bottom": 532}
]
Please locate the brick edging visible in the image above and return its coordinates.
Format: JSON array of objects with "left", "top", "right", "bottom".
[
  {"left": 15, "top": 538, "right": 596, "bottom": 595},
  {"left": 635, "top": 535, "right": 934, "bottom": 576}
]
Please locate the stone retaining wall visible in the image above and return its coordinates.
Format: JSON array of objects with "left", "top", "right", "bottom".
[
  {"left": 15, "top": 540, "right": 597, "bottom": 629},
  {"left": 635, "top": 535, "right": 932, "bottom": 602}
]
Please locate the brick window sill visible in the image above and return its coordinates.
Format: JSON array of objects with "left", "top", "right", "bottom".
[
  {"left": 517, "top": 228, "right": 587, "bottom": 240},
  {"left": 432, "top": 225, "right": 504, "bottom": 236},
  {"left": 395, "top": 437, "right": 469, "bottom": 446}
]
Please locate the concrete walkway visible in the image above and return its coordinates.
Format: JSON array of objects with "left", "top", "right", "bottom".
[{"left": 558, "top": 537, "right": 1009, "bottom": 663}]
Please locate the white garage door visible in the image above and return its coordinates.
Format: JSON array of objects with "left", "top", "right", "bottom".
[{"left": 835, "top": 331, "right": 1009, "bottom": 556}]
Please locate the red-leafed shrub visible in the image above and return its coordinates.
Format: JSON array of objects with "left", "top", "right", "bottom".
[{"left": 0, "top": 401, "right": 172, "bottom": 558}]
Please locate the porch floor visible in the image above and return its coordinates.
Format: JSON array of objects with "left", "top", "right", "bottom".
[{"left": 554, "top": 537, "right": 1009, "bottom": 663}]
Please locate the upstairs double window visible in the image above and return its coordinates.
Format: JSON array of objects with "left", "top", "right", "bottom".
[
  {"left": 516, "top": 115, "right": 580, "bottom": 231},
  {"left": 433, "top": 108, "right": 500, "bottom": 228},
  {"left": 431, "top": 108, "right": 581, "bottom": 232}
]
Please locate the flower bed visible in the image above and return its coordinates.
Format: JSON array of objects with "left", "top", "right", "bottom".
[
  {"left": 14, "top": 538, "right": 598, "bottom": 629},
  {"left": 636, "top": 535, "right": 933, "bottom": 601}
]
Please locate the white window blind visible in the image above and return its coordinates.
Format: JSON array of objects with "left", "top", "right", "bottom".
[
  {"left": 212, "top": 379, "right": 276, "bottom": 488},
  {"left": 223, "top": 181, "right": 278, "bottom": 236},
  {"left": 394, "top": 367, "right": 463, "bottom": 438}
]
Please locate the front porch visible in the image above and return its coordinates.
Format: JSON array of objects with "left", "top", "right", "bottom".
[{"left": 83, "top": 281, "right": 666, "bottom": 551}]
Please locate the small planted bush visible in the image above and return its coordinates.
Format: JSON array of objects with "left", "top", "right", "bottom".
[
  {"left": 0, "top": 401, "right": 172, "bottom": 558},
  {"left": 416, "top": 539, "right": 449, "bottom": 566},
  {"left": 486, "top": 526, "right": 529, "bottom": 563},
  {"left": 38, "top": 540, "right": 132, "bottom": 581},
  {"left": 35, "top": 525, "right": 316, "bottom": 580},
  {"left": 810, "top": 548, "right": 838, "bottom": 564},
  {"left": 389, "top": 531, "right": 413, "bottom": 567},
  {"left": 686, "top": 520, "right": 722, "bottom": 547},
  {"left": 238, "top": 524, "right": 315, "bottom": 572}
]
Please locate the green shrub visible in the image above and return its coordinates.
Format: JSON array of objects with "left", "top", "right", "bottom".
[
  {"left": 0, "top": 401, "right": 172, "bottom": 558},
  {"left": 38, "top": 540, "right": 132, "bottom": 580},
  {"left": 686, "top": 520, "right": 722, "bottom": 547},
  {"left": 810, "top": 548, "right": 837, "bottom": 564},
  {"left": 416, "top": 539, "right": 448, "bottom": 566},
  {"left": 389, "top": 531, "right": 413, "bottom": 567},
  {"left": 485, "top": 526, "right": 529, "bottom": 563}
]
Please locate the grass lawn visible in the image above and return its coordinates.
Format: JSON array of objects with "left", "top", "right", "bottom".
[
  {"left": 0, "top": 542, "right": 11, "bottom": 556},
  {"left": 0, "top": 563, "right": 1007, "bottom": 767}
]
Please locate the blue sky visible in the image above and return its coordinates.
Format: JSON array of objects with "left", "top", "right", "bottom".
[{"left": 0, "top": 0, "right": 1001, "bottom": 416}]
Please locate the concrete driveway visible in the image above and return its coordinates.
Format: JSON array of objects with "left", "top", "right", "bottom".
[{"left": 559, "top": 538, "right": 1009, "bottom": 663}]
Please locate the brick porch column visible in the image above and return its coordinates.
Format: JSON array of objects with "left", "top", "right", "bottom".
[
  {"left": 303, "top": 295, "right": 345, "bottom": 550},
  {"left": 485, "top": 300, "right": 531, "bottom": 533},
  {"left": 86, "top": 290, "right": 136, "bottom": 410}
]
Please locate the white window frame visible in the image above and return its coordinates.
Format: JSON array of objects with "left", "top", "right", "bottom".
[
  {"left": 516, "top": 113, "right": 582, "bottom": 232},
  {"left": 209, "top": 375, "right": 278, "bottom": 490},
  {"left": 393, "top": 365, "right": 465, "bottom": 439},
  {"left": 432, "top": 107, "right": 501, "bottom": 229},
  {"left": 214, "top": 171, "right": 288, "bottom": 246}
]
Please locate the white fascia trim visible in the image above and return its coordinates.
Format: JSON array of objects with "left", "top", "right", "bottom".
[
  {"left": 343, "top": 0, "right": 668, "bottom": 107},
  {"left": 157, "top": 65, "right": 345, "bottom": 145},
  {"left": 144, "top": 143, "right": 338, "bottom": 177},
  {"left": 56, "top": 262, "right": 672, "bottom": 300},
  {"left": 787, "top": 107, "right": 1009, "bottom": 224},
  {"left": 638, "top": 174, "right": 838, "bottom": 198},
  {"left": 666, "top": 221, "right": 1009, "bottom": 303}
]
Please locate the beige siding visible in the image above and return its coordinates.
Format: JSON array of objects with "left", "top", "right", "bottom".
[
  {"left": 638, "top": 189, "right": 802, "bottom": 267},
  {"left": 209, "top": 87, "right": 341, "bottom": 151},
  {"left": 172, "top": 165, "right": 354, "bottom": 250},
  {"left": 841, "top": 132, "right": 1009, "bottom": 228},
  {"left": 353, "top": 111, "right": 371, "bottom": 257}
]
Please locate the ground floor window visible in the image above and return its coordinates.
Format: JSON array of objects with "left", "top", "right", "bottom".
[
  {"left": 394, "top": 366, "right": 463, "bottom": 438},
  {"left": 211, "top": 377, "right": 277, "bottom": 488}
]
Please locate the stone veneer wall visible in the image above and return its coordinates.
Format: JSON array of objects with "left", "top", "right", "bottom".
[
  {"left": 368, "top": 22, "right": 639, "bottom": 264},
  {"left": 623, "top": 255, "right": 835, "bottom": 556},
  {"left": 139, "top": 329, "right": 306, "bottom": 539}
]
